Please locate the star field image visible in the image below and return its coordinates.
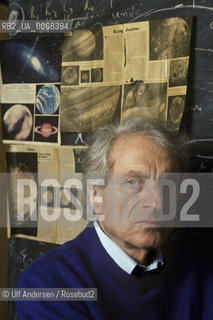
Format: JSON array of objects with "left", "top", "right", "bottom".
[{"left": 0, "top": 36, "right": 62, "bottom": 83}]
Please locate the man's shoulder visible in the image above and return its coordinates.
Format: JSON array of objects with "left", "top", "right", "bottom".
[{"left": 17, "top": 225, "right": 97, "bottom": 288}]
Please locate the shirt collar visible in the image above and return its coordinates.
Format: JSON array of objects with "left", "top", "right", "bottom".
[{"left": 94, "top": 221, "right": 164, "bottom": 275}]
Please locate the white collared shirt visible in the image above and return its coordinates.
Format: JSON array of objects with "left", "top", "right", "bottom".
[{"left": 94, "top": 221, "right": 164, "bottom": 275}]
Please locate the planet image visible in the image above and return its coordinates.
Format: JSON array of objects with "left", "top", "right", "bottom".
[
  {"left": 61, "top": 85, "right": 120, "bottom": 132},
  {"left": 151, "top": 17, "right": 191, "bottom": 60},
  {"left": 169, "top": 59, "right": 189, "bottom": 86},
  {"left": 62, "top": 29, "right": 96, "bottom": 61},
  {"left": 91, "top": 68, "right": 103, "bottom": 82},
  {"left": 62, "top": 66, "right": 79, "bottom": 85},
  {"left": 35, "top": 123, "right": 58, "bottom": 138},
  {"left": 123, "top": 83, "right": 167, "bottom": 120},
  {"left": 3, "top": 104, "right": 32, "bottom": 140},
  {"left": 168, "top": 96, "right": 185, "bottom": 124},
  {"left": 81, "top": 70, "right": 89, "bottom": 83},
  {"left": 36, "top": 84, "right": 60, "bottom": 114}
]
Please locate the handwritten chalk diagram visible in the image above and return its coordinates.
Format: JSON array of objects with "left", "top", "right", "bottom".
[
  {"left": 8, "top": 237, "right": 59, "bottom": 320},
  {"left": 12, "top": 0, "right": 110, "bottom": 29},
  {"left": 189, "top": 139, "right": 213, "bottom": 171},
  {"left": 9, "top": 238, "right": 58, "bottom": 273}
]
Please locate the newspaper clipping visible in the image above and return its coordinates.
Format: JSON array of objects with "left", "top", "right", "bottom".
[
  {"left": 61, "top": 16, "right": 192, "bottom": 132},
  {"left": 6, "top": 144, "right": 87, "bottom": 244}
]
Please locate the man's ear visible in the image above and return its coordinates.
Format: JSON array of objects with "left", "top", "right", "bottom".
[{"left": 89, "top": 186, "right": 104, "bottom": 215}]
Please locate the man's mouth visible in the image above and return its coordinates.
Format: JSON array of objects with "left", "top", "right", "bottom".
[{"left": 134, "top": 220, "right": 161, "bottom": 227}]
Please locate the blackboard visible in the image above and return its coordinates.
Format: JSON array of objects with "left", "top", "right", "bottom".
[
  {"left": 8, "top": 237, "right": 59, "bottom": 320},
  {"left": 9, "top": 0, "right": 213, "bottom": 171}
]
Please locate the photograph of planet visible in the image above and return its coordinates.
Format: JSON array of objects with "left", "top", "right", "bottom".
[
  {"left": 167, "top": 95, "right": 186, "bottom": 130},
  {"left": 62, "top": 66, "right": 79, "bottom": 85},
  {"left": 60, "top": 85, "right": 121, "bottom": 132},
  {"left": 122, "top": 83, "right": 167, "bottom": 121},
  {"left": 36, "top": 84, "right": 60, "bottom": 114},
  {"left": 35, "top": 123, "right": 58, "bottom": 138},
  {"left": 34, "top": 116, "right": 58, "bottom": 143},
  {"left": 62, "top": 27, "right": 103, "bottom": 62},
  {"left": 169, "top": 58, "right": 189, "bottom": 87},
  {"left": 91, "top": 68, "right": 103, "bottom": 82},
  {"left": 0, "top": 37, "right": 61, "bottom": 83},
  {"left": 2, "top": 104, "right": 33, "bottom": 141},
  {"left": 81, "top": 70, "right": 90, "bottom": 83},
  {"left": 150, "top": 17, "right": 192, "bottom": 60}
]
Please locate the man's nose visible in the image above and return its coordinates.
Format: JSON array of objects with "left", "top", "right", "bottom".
[
  {"left": 151, "top": 182, "right": 162, "bottom": 213},
  {"left": 143, "top": 180, "right": 162, "bottom": 213}
]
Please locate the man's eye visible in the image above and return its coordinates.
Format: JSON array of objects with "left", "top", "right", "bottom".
[
  {"left": 126, "top": 178, "right": 145, "bottom": 191},
  {"left": 127, "top": 179, "right": 140, "bottom": 186}
]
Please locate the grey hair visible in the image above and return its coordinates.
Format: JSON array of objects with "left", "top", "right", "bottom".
[{"left": 84, "top": 115, "right": 190, "bottom": 179}]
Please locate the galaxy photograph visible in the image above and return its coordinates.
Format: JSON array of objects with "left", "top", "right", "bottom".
[{"left": 0, "top": 36, "right": 62, "bottom": 83}]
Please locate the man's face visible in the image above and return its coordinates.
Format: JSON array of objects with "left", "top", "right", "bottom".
[{"left": 95, "top": 134, "right": 180, "bottom": 252}]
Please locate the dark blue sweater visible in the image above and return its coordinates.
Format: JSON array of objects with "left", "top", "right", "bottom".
[{"left": 17, "top": 225, "right": 213, "bottom": 320}]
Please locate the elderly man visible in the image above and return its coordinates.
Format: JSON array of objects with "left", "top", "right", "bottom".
[{"left": 17, "top": 116, "right": 213, "bottom": 320}]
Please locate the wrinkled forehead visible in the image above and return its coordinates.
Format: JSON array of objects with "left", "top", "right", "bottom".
[{"left": 108, "top": 134, "right": 180, "bottom": 175}]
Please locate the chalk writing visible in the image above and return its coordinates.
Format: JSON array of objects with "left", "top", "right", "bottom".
[
  {"left": 63, "top": 5, "right": 74, "bottom": 20},
  {"left": 200, "top": 162, "right": 207, "bottom": 171},
  {"left": 28, "top": 0, "right": 96, "bottom": 21},
  {"left": 112, "top": 6, "right": 141, "bottom": 20},
  {"left": 191, "top": 104, "right": 202, "bottom": 112},
  {"left": 190, "top": 138, "right": 213, "bottom": 143},
  {"left": 197, "top": 154, "right": 213, "bottom": 159},
  {"left": 9, "top": 238, "right": 59, "bottom": 272},
  {"left": 130, "top": 3, "right": 213, "bottom": 22},
  {"left": 194, "top": 47, "right": 213, "bottom": 53},
  {"left": 75, "top": 133, "right": 86, "bottom": 145},
  {"left": 84, "top": 0, "right": 94, "bottom": 12}
]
